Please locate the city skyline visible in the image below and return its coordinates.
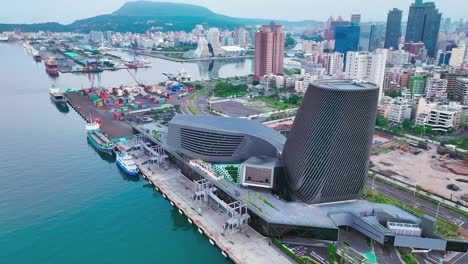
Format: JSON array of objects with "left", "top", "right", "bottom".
[{"left": 0, "top": 0, "right": 466, "bottom": 24}]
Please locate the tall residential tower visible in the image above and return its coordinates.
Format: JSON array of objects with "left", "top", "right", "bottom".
[{"left": 254, "top": 25, "right": 285, "bottom": 81}]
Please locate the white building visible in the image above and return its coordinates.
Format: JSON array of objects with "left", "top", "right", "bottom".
[
  {"left": 388, "top": 97, "right": 412, "bottom": 124},
  {"left": 235, "top": 28, "right": 247, "bottom": 47},
  {"left": 387, "top": 49, "right": 410, "bottom": 66},
  {"left": 449, "top": 45, "right": 466, "bottom": 68},
  {"left": 294, "top": 81, "right": 306, "bottom": 93},
  {"left": 415, "top": 114, "right": 429, "bottom": 126},
  {"left": 324, "top": 52, "right": 344, "bottom": 76},
  {"left": 89, "top": 31, "right": 104, "bottom": 43},
  {"left": 207, "top": 28, "right": 225, "bottom": 57},
  {"left": 427, "top": 103, "right": 463, "bottom": 132},
  {"left": 425, "top": 77, "right": 448, "bottom": 101},
  {"left": 345, "top": 49, "right": 388, "bottom": 104}
]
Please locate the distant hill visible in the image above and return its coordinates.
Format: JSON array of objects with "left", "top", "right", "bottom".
[{"left": 0, "top": 1, "right": 320, "bottom": 33}]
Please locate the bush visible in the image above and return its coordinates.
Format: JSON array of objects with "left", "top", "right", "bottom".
[{"left": 272, "top": 238, "right": 306, "bottom": 264}]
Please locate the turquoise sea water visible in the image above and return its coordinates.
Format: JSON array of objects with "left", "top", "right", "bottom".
[{"left": 0, "top": 43, "right": 236, "bottom": 263}]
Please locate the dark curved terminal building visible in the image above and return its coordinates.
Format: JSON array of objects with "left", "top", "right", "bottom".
[
  {"left": 283, "top": 80, "right": 379, "bottom": 204},
  {"left": 138, "top": 79, "right": 468, "bottom": 253}
]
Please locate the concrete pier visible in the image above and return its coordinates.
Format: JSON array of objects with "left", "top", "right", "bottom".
[{"left": 132, "top": 151, "right": 293, "bottom": 264}]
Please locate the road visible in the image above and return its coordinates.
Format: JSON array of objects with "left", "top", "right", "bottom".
[{"left": 366, "top": 178, "right": 468, "bottom": 230}]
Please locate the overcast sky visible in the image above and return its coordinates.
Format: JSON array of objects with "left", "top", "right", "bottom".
[{"left": 0, "top": 0, "right": 466, "bottom": 24}]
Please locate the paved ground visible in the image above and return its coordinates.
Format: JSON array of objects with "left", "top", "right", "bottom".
[
  {"left": 366, "top": 177, "right": 468, "bottom": 230},
  {"left": 371, "top": 146, "right": 468, "bottom": 201},
  {"left": 212, "top": 100, "right": 264, "bottom": 117},
  {"left": 66, "top": 92, "right": 134, "bottom": 139},
  {"left": 132, "top": 150, "right": 293, "bottom": 264},
  {"left": 372, "top": 243, "right": 402, "bottom": 264}
]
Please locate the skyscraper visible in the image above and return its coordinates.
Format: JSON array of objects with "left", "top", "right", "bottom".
[
  {"left": 369, "top": 24, "right": 385, "bottom": 52},
  {"left": 405, "top": 0, "right": 442, "bottom": 58},
  {"left": 345, "top": 49, "right": 388, "bottom": 103},
  {"left": 334, "top": 24, "right": 360, "bottom": 55},
  {"left": 254, "top": 25, "right": 285, "bottom": 81},
  {"left": 351, "top": 14, "right": 361, "bottom": 24},
  {"left": 283, "top": 80, "right": 379, "bottom": 204},
  {"left": 384, "top": 8, "right": 403, "bottom": 49}
]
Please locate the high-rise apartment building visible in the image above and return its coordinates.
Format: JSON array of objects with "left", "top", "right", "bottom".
[
  {"left": 334, "top": 24, "right": 360, "bottom": 55},
  {"left": 384, "top": 9, "right": 403, "bottom": 49},
  {"left": 254, "top": 25, "right": 285, "bottom": 81},
  {"left": 345, "top": 49, "right": 388, "bottom": 103},
  {"left": 323, "top": 52, "right": 344, "bottom": 76},
  {"left": 326, "top": 17, "right": 350, "bottom": 40},
  {"left": 369, "top": 24, "right": 385, "bottom": 52},
  {"left": 235, "top": 27, "right": 247, "bottom": 47},
  {"left": 405, "top": 0, "right": 442, "bottom": 58}
]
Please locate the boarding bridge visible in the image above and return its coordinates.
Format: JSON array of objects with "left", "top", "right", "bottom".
[
  {"left": 192, "top": 179, "right": 250, "bottom": 235},
  {"left": 134, "top": 134, "right": 169, "bottom": 166}
]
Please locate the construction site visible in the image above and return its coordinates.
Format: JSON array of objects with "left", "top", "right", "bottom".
[{"left": 370, "top": 136, "right": 468, "bottom": 205}]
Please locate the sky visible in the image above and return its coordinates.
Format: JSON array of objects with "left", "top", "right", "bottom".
[{"left": 0, "top": 0, "right": 466, "bottom": 24}]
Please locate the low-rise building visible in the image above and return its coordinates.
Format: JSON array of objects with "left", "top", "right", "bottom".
[
  {"left": 388, "top": 97, "right": 412, "bottom": 124},
  {"left": 427, "top": 103, "right": 463, "bottom": 132},
  {"left": 425, "top": 77, "right": 448, "bottom": 101}
]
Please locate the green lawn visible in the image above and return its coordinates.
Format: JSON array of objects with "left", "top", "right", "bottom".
[
  {"left": 254, "top": 96, "right": 296, "bottom": 110},
  {"left": 187, "top": 105, "right": 200, "bottom": 115}
]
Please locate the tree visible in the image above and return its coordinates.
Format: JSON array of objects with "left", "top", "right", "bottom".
[
  {"left": 195, "top": 83, "right": 203, "bottom": 90},
  {"left": 288, "top": 95, "right": 302, "bottom": 106},
  {"left": 376, "top": 115, "right": 389, "bottom": 127},
  {"left": 402, "top": 119, "right": 414, "bottom": 130}
]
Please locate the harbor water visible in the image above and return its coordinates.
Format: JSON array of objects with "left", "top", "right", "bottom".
[{"left": 0, "top": 43, "right": 250, "bottom": 263}]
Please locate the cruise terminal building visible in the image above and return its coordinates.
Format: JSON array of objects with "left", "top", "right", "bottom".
[{"left": 137, "top": 80, "right": 467, "bottom": 252}]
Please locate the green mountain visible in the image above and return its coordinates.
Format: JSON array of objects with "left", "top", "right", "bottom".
[{"left": 0, "top": 1, "right": 320, "bottom": 33}]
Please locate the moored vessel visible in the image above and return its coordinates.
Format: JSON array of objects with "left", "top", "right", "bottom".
[
  {"left": 115, "top": 152, "right": 139, "bottom": 176},
  {"left": 49, "top": 87, "right": 68, "bottom": 105},
  {"left": 87, "top": 128, "right": 114, "bottom": 155},
  {"left": 44, "top": 58, "right": 59, "bottom": 76}
]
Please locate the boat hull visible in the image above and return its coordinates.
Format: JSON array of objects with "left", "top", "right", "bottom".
[
  {"left": 116, "top": 160, "right": 139, "bottom": 177},
  {"left": 87, "top": 133, "right": 114, "bottom": 155}
]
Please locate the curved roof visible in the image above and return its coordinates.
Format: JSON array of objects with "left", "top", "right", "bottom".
[{"left": 169, "top": 114, "right": 286, "bottom": 152}]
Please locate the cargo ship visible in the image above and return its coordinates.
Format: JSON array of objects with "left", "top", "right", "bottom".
[
  {"left": 124, "top": 61, "right": 144, "bottom": 69},
  {"left": 87, "top": 128, "right": 114, "bottom": 155},
  {"left": 49, "top": 87, "right": 68, "bottom": 105},
  {"left": 44, "top": 58, "right": 59, "bottom": 76}
]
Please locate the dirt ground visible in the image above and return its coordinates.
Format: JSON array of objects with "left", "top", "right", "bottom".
[{"left": 371, "top": 144, "right": 468, "bottom": 201}]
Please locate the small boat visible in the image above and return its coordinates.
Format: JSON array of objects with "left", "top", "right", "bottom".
[
  {"left": 49, "top": 87, "right": 68, "bottom": 104},
  {"left": 116, "top": 152, "right": 139, "bottom": 176},
  {"left": 33, "top": 55, "right": 42, "bottom": 62},
  {"left": 85, "top": 122, "right": 100, "bottom": 132},
  {"left": 87, "top": 128, "right": 114, "bottom": 155}
]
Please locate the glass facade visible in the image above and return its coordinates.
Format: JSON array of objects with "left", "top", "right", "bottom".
[
  {"left": 384, "top": 9, "right": 403, "bottom": 50},
  {"left": 334, "top": 24, "right": 360, "bottom": 55}
]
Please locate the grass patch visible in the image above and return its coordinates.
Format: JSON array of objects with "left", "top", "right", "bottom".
[
  {"left": 187, "top": 105, "right": 200, "bottom": 115},
  {"left": 254, "top": 95, "right": 297, "bottom": 110},
  {"left": 214, "top": 81, "right": 247, "bottom": 98},
  {"left": 257, "top": 194, "right": 278, "bottom": 210},
  {"left": 363, "top": 188, "right": 460, "bottom": 238},
  {"left": 399, "top": 251, "right": 417, "bottom": 264},
  {"left": 272, "top": 238, "right": 307, "bottom": 264}
]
